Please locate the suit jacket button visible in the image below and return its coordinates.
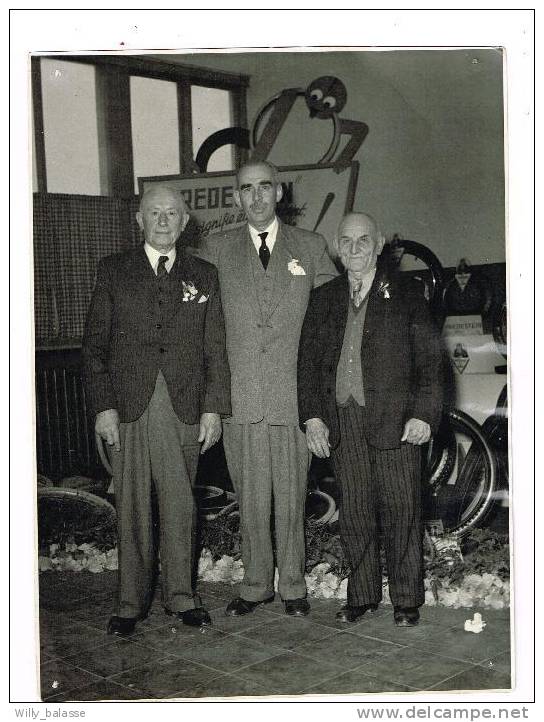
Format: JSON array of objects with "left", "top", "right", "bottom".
[
  {"left": 156, "top": 323, "right": 162, "bottom": 329},
  {"left": 159, "top": 348, "right": 166, "bottom": 353}
]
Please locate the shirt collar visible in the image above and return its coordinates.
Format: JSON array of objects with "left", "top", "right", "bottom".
[
  {"left": 144, "top": 243, "right": 176, "bottom": 273},
  {"left": 248, "top": 217, "right": 279, "bottom": 249},
  {"left": 348, "top": 267, "right": 377, "bottom": 304}
]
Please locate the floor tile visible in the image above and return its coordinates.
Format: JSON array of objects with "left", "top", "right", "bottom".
[
  {"left": 477, "top": 650, "right": 512, "bottom": 676},
  {"left": 349, "top": 614, "right": 450, "bottom": 648},
  {"left": 301, "top": 667, "right": 418, "bottom": 695},
  {"left": 198, "top": 581, "right": 238, "bottom": 600},
  {"left": 308, "top": 605, "right": 389, "bottom": 631},
  {"left": 175, "top": 672, "right": 279, "bottom": 699},
  {"left": 236, "top": 616, "right": 336, "bottom": 651},
  {"left": 133, "top": 618, "right": 227, "bottom": 655},
  {"left": 62, "top": 638, "right": 169, "bottom": 677},
  {"left": 357, "top": 646, "right": 475, "bottom": 689},
  {"left": 109, "top": 655, "right": 223, "bottom": 698},
  {"left": 401, "top": 622, "right": 511, "bottom": 665},
  {"left": 175, "top": 633, "right": 284, "bottom": 672},
  {"left": 207, "top": 605, "right": 279, "bottom": 634},
  {"left": 294, "top": 630, "right": 405, "bottom": 670},
  {"left": 40, "top": 621, "right": 111, "bottom": 659},
  {"left": 47, "top": 678, "right": 144, "bottom": 701},
  {"left": 40, "top": 659, "right": 102, "bottom": 701},
  {"left": 426, "top": 665, "right": 512, "bottom": 691},
  {"left": 235, "top": 651, "right": 344, "bottom": 695},
  {"left": 420, "top": 605, "right": 510, "bottom": 628}
]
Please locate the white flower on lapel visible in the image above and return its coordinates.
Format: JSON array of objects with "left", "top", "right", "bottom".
[
  {"left": 182, "top": 280, "right": 199, "bottom": 302},
  {"left": 378, "top": 281, "right": 391, "bottom": 300},
  {"left": 197, "top": 294, "right": 208, "bottom": 304},
  {"left": 288, "top": 259, "right": 306, "bottom": 276}
]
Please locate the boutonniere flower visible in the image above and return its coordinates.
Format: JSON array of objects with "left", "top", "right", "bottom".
[
  {"left": 378, "top": 281, "right": 391, "bottom": 300},
  {"left": 182, "top": 280, "right": 199, "bottom": 302},
  {"left": 288, "top": 259, "right": 306, "bottom": 276}
]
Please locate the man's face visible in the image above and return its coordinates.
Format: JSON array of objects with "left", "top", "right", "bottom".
[
  {"left": 233, "top": 163, "right": 283, "bottom": 231},
  {"left": 136, "top": 187, "right": 189, "bottom": 252},
  {"left": 337, "top": 214, "right": 384, "bottom": 274}
]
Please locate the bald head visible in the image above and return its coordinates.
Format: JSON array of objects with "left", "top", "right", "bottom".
[
  {"left": 136, "top": 185, "right": 189, "bottom": 253},
  {"left": 139, "top": 184, "right": 188, "bottom": 213},
  {"left": 334, "top": 212, "right": 385, "bottom": 275}
]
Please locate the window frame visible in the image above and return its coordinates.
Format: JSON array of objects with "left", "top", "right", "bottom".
[{"left": 31, "top": 54, "right": 249, "bottom": 197}]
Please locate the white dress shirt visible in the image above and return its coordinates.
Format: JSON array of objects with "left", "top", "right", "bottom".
[
  {"left": 144, "top": 243, "right": 176, "bottom": 275},
  {"left": 248, "top": 217, "right": 279, "bottom": 255}
]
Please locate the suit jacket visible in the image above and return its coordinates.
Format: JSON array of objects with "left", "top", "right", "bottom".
[
  {"left": 194, "top": 221, "right": 338, "bottom": 424},
  {"left": 82, "top": 246, "right": 231, "bottom": 424},
  {"left": 297, "top": 270, "right": 443, "bottom": 449}
]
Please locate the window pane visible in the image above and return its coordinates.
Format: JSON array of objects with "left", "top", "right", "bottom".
[
  {"left": 191, "top": 86, "right": 233, "bottom": 171},
  {"left": 130, "top": 76, "right": 180, "bottom": 193},
  {"left": 40, "top": 59, "right": 101, "bottom": 195}
]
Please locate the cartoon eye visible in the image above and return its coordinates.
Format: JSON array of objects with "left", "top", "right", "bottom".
[
  {"left": 310, "top": 89, "right": 323, "bottom": 101},
  {"left": 323, "top": 96, "right": 337, "bottom": 109}
]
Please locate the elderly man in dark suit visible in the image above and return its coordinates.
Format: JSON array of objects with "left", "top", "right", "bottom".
[
  {"left": 82, "top": 184, "right": 231, "bottom": 635},
  {"left": 298, "top": 212, "right": 443, "bottom": 626},
  {"left": 195, "top": 160, "right": 337, "bottom": 617}
]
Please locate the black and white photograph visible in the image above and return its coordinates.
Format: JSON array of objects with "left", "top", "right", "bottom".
[{"left": 9, "top": 8, "right": 535, "bottom": 710}]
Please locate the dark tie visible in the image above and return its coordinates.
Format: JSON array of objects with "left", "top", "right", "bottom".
[
  {"left": 258, "top": 232, "right": 270, "bottom": 270},
  {"left": 157, "top": 255, "right": 169, "bottom": 278}
]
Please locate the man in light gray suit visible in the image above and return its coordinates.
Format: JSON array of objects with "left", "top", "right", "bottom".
[{"left": 196, "top": 160, "right": 337, "bottom": 616}]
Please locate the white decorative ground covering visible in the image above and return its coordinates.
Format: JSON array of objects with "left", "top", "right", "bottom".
[{"left": 39, "top": 544, "right": 510, "bottom": 609}]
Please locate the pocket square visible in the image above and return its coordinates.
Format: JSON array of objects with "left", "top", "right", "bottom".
[{"left": 288, "top": 259, "right": 306, "bottom": 276}]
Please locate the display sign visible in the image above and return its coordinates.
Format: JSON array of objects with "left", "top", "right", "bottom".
[{"left": 138, "top": 162, "right": 359, "bottom": 247}]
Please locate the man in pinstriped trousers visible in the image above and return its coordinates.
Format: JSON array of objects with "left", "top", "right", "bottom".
[{"left": 297, "top": 213, "right": 443, "bottom": 626}]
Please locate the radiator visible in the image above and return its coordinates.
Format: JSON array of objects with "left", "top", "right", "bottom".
[{"left": 35, "top": 347, "right": 101, "bottom": 481}]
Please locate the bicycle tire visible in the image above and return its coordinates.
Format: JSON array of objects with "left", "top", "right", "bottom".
[
  {"left": 37, "top": 487, "right": 117, "bottom": 547},
  {"left": 389, "top": 239, "right": 445, "bottom": 324},
  {"left": 423, "top": 408, "right": 497, "bottom": 538}
]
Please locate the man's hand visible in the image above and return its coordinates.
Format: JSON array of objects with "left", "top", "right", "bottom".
[
  {"left": 401, "top": 418, "right": 431, "bottom": 445},
  {"left": 198, "top": 413, "right": 222, "bottom": 454},
  {"left": 95, "top": 409, "right": 120, "bottom": 451},
  {"left": 305, "top": 418, "right": 331, "bottom": 458}
]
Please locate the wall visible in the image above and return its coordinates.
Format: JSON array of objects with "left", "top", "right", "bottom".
[{"left": 165, "top": 49, "right": 505, "bottom": 267}]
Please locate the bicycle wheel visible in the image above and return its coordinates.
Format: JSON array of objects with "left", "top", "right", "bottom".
[
  {"left": 388, "top": 238, "right": 445, "bottom": 325},
  {"left": 37, "top": 487, "right": 117, "bottom": 548},
  {"left": 423, "top": 408, "right": 498, "bottom": 538}
]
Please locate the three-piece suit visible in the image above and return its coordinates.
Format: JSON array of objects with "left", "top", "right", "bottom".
[
  {"left": 297, "top": 270, "right": 443, "bottom": 608},
  {"left": 196, "top": 220, "right": 337, "bottom": 601},
  {"left": 82, "top": 246, "right": 230, "bottom": 618}
]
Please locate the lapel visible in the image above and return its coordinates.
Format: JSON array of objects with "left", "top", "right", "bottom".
[
  {"left": 263, "top": 221, "right": 298, "bottom": 322},
  {"left": 329, "top": 275, "right": 350, "bottom": 364},
  {"left": 362, "top": 268, "right": 392, "bottom": 344},
  {"left": 169, "top": 248, "right": 210, "bottom": 313},
  {"left": 331, "top": 271, "right": 390, "bottom": 354},
  {"left": 239, "top": 227, "right": 265, "bottom": 324},
  {"left": 124, "top": 247, "right": 157, "bottom": 313}
]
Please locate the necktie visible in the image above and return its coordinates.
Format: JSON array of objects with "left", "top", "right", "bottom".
[
  {"left": 350, "top": 278, "right": 363, "bottom": 308},
  {"left": 157, "top": 255, "right": 169, "bottom": 278},
  {"left": 258, "top": 232, "right": 270, "bottom": 270}
]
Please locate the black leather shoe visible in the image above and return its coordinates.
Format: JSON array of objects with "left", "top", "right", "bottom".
[
  {"left": 284, "top": 598, "right": 310, "bottom": 617},
  {"left": 225, "top": 596, "right": 274, "bottom": 616},
  {"left": 394, "top": 606, "right": 420, "bottom": 627},
  {"left": 107, "top": 616, "right": 137, "bottom": 636},
  {"left": 164, "top": 607, "right": 212, "bottom": 627},
  {"left": 336, "top": 603, "right": 378, "bottom": 623}
]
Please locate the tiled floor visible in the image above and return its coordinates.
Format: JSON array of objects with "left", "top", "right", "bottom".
[{"left": 39, "top": 571, "right": 511, "bottom": 700}]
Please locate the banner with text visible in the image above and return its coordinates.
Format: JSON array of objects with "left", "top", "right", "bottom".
[{"left": 139, "top": 162, "right": 359, "bottom": 248}]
